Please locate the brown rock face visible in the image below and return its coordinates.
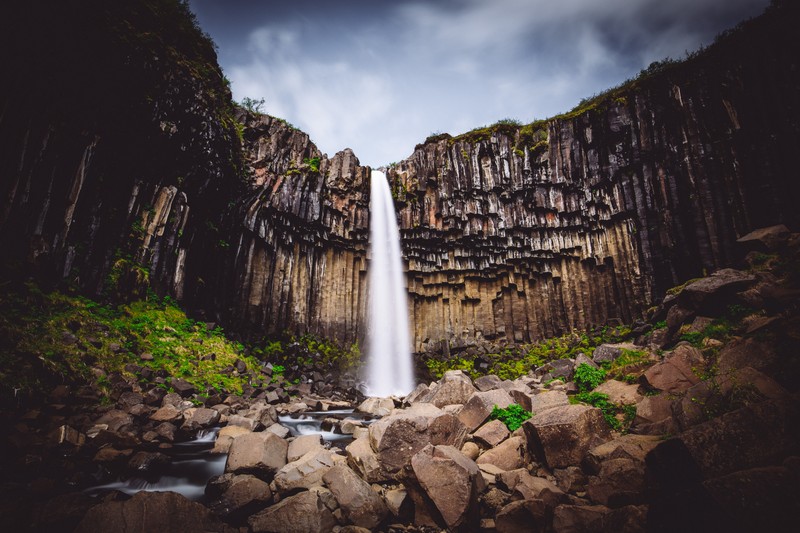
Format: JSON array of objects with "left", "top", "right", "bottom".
[
  {"left": 225, "top": 432, "right": 288, "bottom": 480},
  {"left": 408, "top": 444, "right": 485, "bottom": 530},
  {"left": 248, "top": 490, "right": 336, "bottom": 533},
  {"left": 322, "top": 465, "right": 389, "bottom": 529},
  {"left": 523, "top": 404, "right": 612, "bottom": 469}
]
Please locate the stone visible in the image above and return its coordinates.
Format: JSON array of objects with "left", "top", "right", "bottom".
[
  {"left": 265, "top": 423, "right": 291, "bottom": 439},
  {"left": 248, "top": 490, "right": 336, "bottom": 533},
  {"left": 368, "top": 403, "right": 468, "bottom": 477},
  {"left": 128, "top": 451, "right": 170, "bottom": 479},
  {"left": 593, "top": 380, "right": 643, "bottom": 405},
  {"left": 345, "top": 436, "right": 386, "bottom": 483},
  {"left": 716, "top": 337, "right": 778, "bottom": 375},
  {"left": 457, "top": 389, "right": 514, "bottom": 432},
  {"left": 287, "top": 433, "right": 324, "bottom": 462},
  {"left": 95, "top": 410, "right": 134, "bottom": 432},
  {"left": 677, "top": 269, "right": 756, "bottom": 313},
  {"left": 736, "top": 224, "right": 791, "bottom": 252},
  {"left": 149, "top": 404, "right": 183, "bottom": 424},
  {"left": 552, "top": 504, "right": 610, "bottom": 533},
  {"left": 528, "top": 390, "right": 570, "bottom": 414},
  {"left": 226, "top": 414, "right": 261, "bottom": 432},
  {"left": 643, "top": 344, "right": 704, "bottom": 393},
  {"left": 118, "top": 391, "right": 144, "bottom": 409},
  {"left": 541, "top": 358, "right": 574, "bottom": 381},
  {"left": 553, "top": 466, "right": 588, "bottom": 494},
  {"left": 170, "top": 378, "right": 196, "bottom": 397},
  {"left": 461, "top": 441, "right": 481, "bottom": 460},
  {"left": 75, "top": 491, "right": 230, "bottom": 533},
  {"left": 286, "top": 402, "right": 309, "bottom": 414},
  {"left": 474, "top": 374, "right": 504, "bottom": 391},
  {"left": 49, "top": 425, "right": 85, "bottom": 447},
  {"left": 583, "top": 434, "right": 661, "bottom": 475},
  {"left": 631, "top": 393, "right": 676, "bottom": 435},
  {"left": 717, "top": 366, "right": 787, "bottom": 400},
  {"left": 592, "top": 344, "right": 623, "bottom": 364},
  {"left": 212, "top": 425, "right": 251, "bottom": 454},
  {"left": 421, "top": 370, "right": 477, "bottom": 407},
  {"left": 384, "top": 488, "right": 408, "bottom": 517},
  {"left": 523, "top": 404, "right": 612, "bottom": 469},
  {"left": 273, "top": 448, "right": 345, "bottom": 494},
  {"left": 476, "top": 435, "right": 526, "bottom": 471},
  {"left": 497, "top": 469, "right": 567, "bottom": 507},
  {"left": 225, "top": 432, "right": 288, "bottom": 480},
  {"left": 409, "top": 444, "right": 484, "bottom": 530},
  {"left": 356, "top": 397, "right": 394, "bottom": 417},
  {"left": 323, "top": 465, "right": 388, "bottom": 529},
  {"left": 473, "top": 419, "right": 510, "bottom": 448},
  {"left": 404, "top": 383, "right": 430, "bottom": 404},
  {"left": 586, "top": 457, "right": 646, "bottom": 506},
  {"left": 495, "top": 499, "right": 547, "bottom": 533},
  {"left": 180, "top": 407, "right": 220, "bottom": 431}
]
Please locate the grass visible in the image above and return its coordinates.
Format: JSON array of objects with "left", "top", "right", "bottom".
[
  {"left": 0, "top": 281, "right": 264, "bottom": 403},
  {"left": 489, "top": 403, "right": 532, "bottom": 432},
  {"left": 571, "top": 392, "right": 636, "bottom": 432}
]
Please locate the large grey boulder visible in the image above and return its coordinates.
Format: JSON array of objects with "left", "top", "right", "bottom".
[
  {"left": 209, "top": 474, "right": 272, "bottom": 521},
  {"left": 248, "top": 490, "right": 336, "bottom": 533},
  {"left": 287, "top": 434, "right": 324, "bottom": 462},
  {"left": 75, "top": 491, "right": 231, "bottom": 533},
  {"left": 523, "top": 404, "right": 612, "bottom": 469},
  {"left": 323, "top": 465, "right": 388, "bottom": 529},
  {"left": 497, "top": 468, "right": 567, "bottom": 507},
  {"left": 180, "top": 407, "right": 220, "bottom": 432},
  {"left": 476, "top": 435, "right": 526, "bottom": 471},
  {"left": 225, "top": 432, "right": 288, "bottom": 480},
  {"left": 678, "top": 268, "right": 756, "bottom": 312},
  {"left": 473, "top": 419, "right": 510, "bottom": 448},
  {"left": 408, "top": 444, "right": 485, "bottom": 530},
  {"left": 368, "top": 403, "right": 468, "bottom": 477},
  {"left": 212, "top": 425, "right": 251, "bottom": 454},
  {"left": 420, "top": 370, "right": 477, "bottom": 407},
  {"left": 345, "top": 436, "right": 386, "bottom": 483},
  {"left": 356, "top": 397, "right": 394, "bottom": 417},
  {"left": 457, "top": 389, "right": 514, "bottom": 432}
]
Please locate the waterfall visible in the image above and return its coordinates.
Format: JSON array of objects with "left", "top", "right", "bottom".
[{"left": 365, "top": 170, "right": 415, "bottom": 397}]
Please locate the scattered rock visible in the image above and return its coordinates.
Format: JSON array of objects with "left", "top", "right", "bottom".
[
  {"left": 287, "top": 434, "right": 324, "bottom": 462},
  {"left": 642, "top": 344, "right": 704, "bottom": 393},
  {"left": 346, "top": 436, "right": 386, "bottom": 483},
  {"left": 523, "top": 404, "right": 612, "bottom": 469},
  {"left": 248, "top": 489, "right": 336, "bottom": 533},
  {"left": 473, "top": 419, "right": 510, "bottom": 448},
  {"left": 273, "top": 448, "right": 345, "bottom": 494},
  {"left": 461, "top": 441, "right": 481, "bottom": 460},
  {"left": 593, "top": 380, "right": 642, "bottom": 405},
  {"left": 212, "top": 425, "right": 251, "bottom": 454},
  {"left": 476, "top": 435, "right": 526, "bottom": 471},
  {"left": 180, "top": 407, "right": 221, "bottom": 432},
  {"left": 419, "top": 370, "right": 477, "bottom": 408},
  {"left": 225, "top": 432, "right": 288, "bottom": 480},
  {"left": 457, "top": 389, "right": 514, "bottom": 432},
  {"left": 496, "top": 499, "right": 547, "bottom": 533},
  {"left": 323, "top": 464, "right": 389, "bottom": 529},
  {"left": 357, "top": 397, "right": 394, "bottom": 417}
]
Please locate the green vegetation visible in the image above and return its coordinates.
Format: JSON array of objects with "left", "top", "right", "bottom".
[
  {"left": 574, "top": 363, "right": 606, "bottom": 392},
  {"left": 250, "top": 333, "right": 361, "bottom": 375},
  {"left": 425, "top": 325, "right": 633, "bottom": 381},
  {"left": 680, "top": 305, "right": 755, "bottom": 347},
  {"left": 666, "top": 278, "right": 702, "bottom": 296},
  {"left": 271, "top": 364, "right": 285, "bottom": 376},
  {"left": 240, "top": 96, "right": 265, "bottom": 114},
  {"left": 303, "top": 157, "right": 321, "bottom": 173},
  {"left": 571, "top": 392, "right": 636, "bottom": 432},
  {"left": 601, "top": 348, "right": 650, "bottom": 381},
  {"left": 489, "top": 403, "right": 532, "bottom": 432},
  {"left": 0, "top": 282, "right": 262, "bottom": 401}
]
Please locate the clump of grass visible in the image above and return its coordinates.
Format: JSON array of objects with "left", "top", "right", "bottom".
[
  {"left": 571, "top": 392, "right": 636, "bottom": 432},
  {"left": 490, "top": 403, "right": 532, "bottom": 432}
]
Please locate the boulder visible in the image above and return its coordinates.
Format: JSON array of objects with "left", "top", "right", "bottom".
[
  {"left": 583, "top": 434, "right": 661, "bottom": 475},
  {"left": 528, "top": 390, "right": 570, "bottom": 414},
  {"left": 225, "top": 432, "right": 288, "bottom": 480},
  {"left": 128, "top": 451, "right": 169, "bottom": 480},
  {"left": 95, "top": 410, "right": 134, "bottom": 432},
  {"left": 476, "top": 435, "right": 526, "bottom": 471},
  {"left": 323, "top": 465, "right": 389, "bottom": 529},
  {"left": 736, "top": 224, "right": 791, "bottom": 252},
  {"left": 248, "top": 490, "right": 336, "bottom": 533},
  {"left": 345, "top": 436, "right": 386, "bottom": 483},
  {"left": 408, "top": 444, "right": 485, "bottom": 530},
  {"left": 474, "top": 375, "right": 504, "bottom": 392},
  {"left": 287, "top": 434, "right": 324, "bottom": 462},
  {"left": 356, "top": 397, "right": 394, "bottom": 417},
  {"left": 592, "top": 344, "right": 623, "bottom": 364},
  {"left": 461, "top": 441, "right": 481, "bottom": 460},
  {"left": 75, "top": 491, "right": 230, "bottom": 533},
  {"left": 457, "top": 389, "right": 514, "bottom": 432},
  {"left": 552, "top": 504, "right": 610, "bottom": 533},
  {"left": 404, "top": 383, "right": 430, "bottom": 404},
  {"left": 495, "top": 499, "right": 547, "bottom": 533},
  {"left": 541, "top": 359, "right": 574, "bottom": 382},
  {"left": 523, "top": 404, "right": 612, "bottom": 469},
  {"left": 273, "top": 448, "right": 345, "bottom": 494},
  {"left": 209, "top": 474, "right": 272, "bottom": 520},
  {"left": 265, "top": 423, "right": 291, "bottom": 439},
  {"left": 212, "top": 425, "right": 251, "bottom": 454},
  {"left": 497, "top": 469, "right": 567, "bottom": 507},
  {"left": 473, "top": 419, "right": 510, "bottom": 448},
  {"left": 593, "top": 380, "right": 643, "bottom": 405},
  {"left": 368, "top": 403, "right": 468, "bottom": 477},
  {"left": 631, "top": 394, "right": 676, "bottom": 435},
  {"left": 180, "top": 407, "right": 220, "bottom": 432},
  {"left": 226, "top": 414, "right": 261, "bottom": 432},
  {"left": 716, "top": 337, "right": 778, "bottom": 375},
  {"left": 642, "top": 344, "right": 704, "bottom": 393},
  {"left": 677, "top": 269, "right": 756, "bottom": 313},
  {"left": 421, "top": 370, "right": 477, "bottom": 407},
  {"left": 384, "top": 488, "right": 409, "bottom": 517},
  {"left": 170, "top": 378, "right": 196, "bottom": 397},
  {"left": 149, "top": 404, "right": 183, "bottom": 424},
  {"left": 586, "top": 457, "right": 646, "bottom": 506}
]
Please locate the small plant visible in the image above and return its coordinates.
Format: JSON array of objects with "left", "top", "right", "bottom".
[
  {"left": 303, "top": 157, "right": 321, "bottom": 173},
  {"left": 272, "top": 364, "right": 285, "bottom": 375},
  {"left": 572, "top": 391, "right": 633, "bottom": 432},
  {"left": 489, "top": 404, "right": 532, "bottom": 432},
  {"left": 574, "top": 363, "right": 606, "bottom": 392},
  {"left": 240, "top": 96, "right": 265, "bottom": 113}
]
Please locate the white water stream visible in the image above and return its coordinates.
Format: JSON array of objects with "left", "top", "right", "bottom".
[{"left": 365, "top": 170, "right": 415, "bottom": 397}]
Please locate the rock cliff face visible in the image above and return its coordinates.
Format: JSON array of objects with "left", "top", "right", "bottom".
[{"left": 1, "top": 1, "right": 798, "bottom": 357}]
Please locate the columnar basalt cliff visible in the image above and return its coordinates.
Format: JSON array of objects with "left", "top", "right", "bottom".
[
  {"left": 1, "top": 1, "right": 798, "bottom": 358},
  {"left": 386, "top": 4, "right": 800, "bottom": 352}
]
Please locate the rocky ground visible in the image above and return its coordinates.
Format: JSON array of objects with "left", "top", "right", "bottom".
[{"left": 1, "top": 224, "right": 798, "bottom": 532}]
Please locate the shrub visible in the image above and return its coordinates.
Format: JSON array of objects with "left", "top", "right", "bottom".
[
  {"left": 574, "top": 363, "right": 606, "bottom": 392},
  {"left": 272, "top": 364, "right": 285, "bottom": 375},
  {"left": 489, "top": 404, "right": 532, "bottom": 432}
]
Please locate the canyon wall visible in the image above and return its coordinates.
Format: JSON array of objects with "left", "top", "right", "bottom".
[{"left": 1, "top": 1, "right": 799, "bottom": 356}]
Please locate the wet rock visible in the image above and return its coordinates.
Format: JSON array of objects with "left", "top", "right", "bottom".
[
  {"left": 248, "top": 490, "right": 336, "bottom": 533},
  {"left": 128, "top": 451, "right": 170, "bottom": 480},
  {"left": 75, "top": 491, "right": 231, "bottom": 533},
  {"left": 523, "top": 404, "right": 612, "bottom": 469},
  {"left": 473, "top": 419, "right": 510, "bottom": 448},
  {"left": 49, "top": 425, "right": 85, "bottom": 448},
  {"left": 408, "top": 444, "right": 484, "bottom": 530},
  {"left": 323, "top": 464, "right": 388, "bottom": 529},
  {"left": 476, "top": 435, "right": 526, "bottom": 471},
  {"left": 368, "top": 403, "right": 468, "bottom": 477},
  {"left": 225, "top": 432, "right": 288, "bottom": 480},
  {"left": 457, "top": 389, "right": 514, "bottom": 432}
]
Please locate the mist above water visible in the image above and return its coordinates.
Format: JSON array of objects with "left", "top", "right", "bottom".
[{"left": 365, "top": 170, "right": 414, "bottom": 397}]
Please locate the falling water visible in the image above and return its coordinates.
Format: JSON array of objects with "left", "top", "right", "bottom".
[{"left": 366, "top": 170, "right": 415, "bottom": 397}]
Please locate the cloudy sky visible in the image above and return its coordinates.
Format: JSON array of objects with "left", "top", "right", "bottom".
[{"left": 189, "top": 0, "right": 770, "bottom": 166}]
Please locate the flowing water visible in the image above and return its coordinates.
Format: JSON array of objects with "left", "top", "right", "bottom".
[{"left": 366, "top": 170, "right": 415, "bottom": 397}]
